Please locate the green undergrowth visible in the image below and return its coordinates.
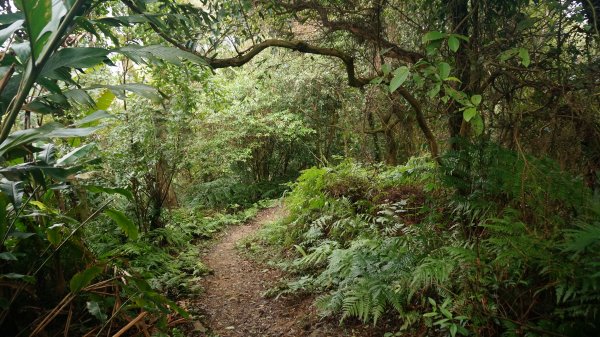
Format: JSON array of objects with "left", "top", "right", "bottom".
[
  {"left": 251, "top": 145, "right": 600, "bottom": 337},
  {"left": 185, "top": 177, "right": 290, "bottom": 209},
  {"left": 85, "top": 202, "right": 262, "bottom": 312}
]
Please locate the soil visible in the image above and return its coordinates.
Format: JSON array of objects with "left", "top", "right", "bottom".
[{"left": 189, "top": 206, "right": 387, "bottom": 337}]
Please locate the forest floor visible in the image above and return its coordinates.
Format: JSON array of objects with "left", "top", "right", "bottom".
[{"left": 187, "top": 206, "right": 385, "bottom": 337}]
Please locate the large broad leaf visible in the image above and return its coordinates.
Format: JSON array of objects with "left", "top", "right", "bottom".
[
  {"left": 70, "top": 265, "right": 103, "bottom": 292},
  {"left": 0, "top": 122, "right": 58, "bottom": 158},
  {"left": 17, "top": 0, "right": 67, "bottom": 60},
  {"left": 74, "top": 110, "right": 114, "bottom": 126},
  {"left": 41, "top": 47, "right": 110, "bottom": 77},
  {"left": 82, "top": 185, "right": 133, "bottom": 200},
  {"left": 0, "top": 19, "right": 24, "bottom": 46},
  {"left": 96, "top": 14, "right": 155, "bottom": 26},
  {"left": 0, "top": 252, "right": 17, "bottom": 261},
  {"left": 63, "top": 89, "right": 95, "bottom": 108},
  {"left": 47, "top": 126, "right": 103, "bottom": 138},
  {"left": 22, "top": 100, "right": 61, "bottom": 114},
  {"left": 0, "top": 122, "right": 102, "bottom": 159},
  {"left": 56, "top": 143, "right": 96, "bottom": 167},
  {"left": 0, "top": 12, "right": 24, "bottom": 25},
  {"left": 86, "top": 301, "right": 107, "bottom": 321},
  {"left": 0, "top": 179, "right": 24, "bottom": 209},
  {"left": 115, "top": 44, "right": 206, "bottom": 66},
  {"left": 0, "top": 163, "right": 82, "bottom": 182},
  {"left": 16, "top": 0, "right": 52, "bottom": 59},
  {"left": 90, "top": 83, "right": 164, "bottom": 103},
  {"left": 36, "top": 143, "right": 56, "bottom": 165},
  {"left": 0, "top": 272, "right": 35, "bottom": 283},
  {"left": 105, "top": 209, "right": 138, "bottom": 240}
]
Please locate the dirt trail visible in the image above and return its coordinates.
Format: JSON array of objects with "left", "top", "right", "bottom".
[{"left": 193, "top": 206, "right": 377, "bottom": 337}]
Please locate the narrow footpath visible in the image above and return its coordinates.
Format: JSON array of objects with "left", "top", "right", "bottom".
[{"left": 192, "top": 206, "right": 378, "bottom": 337}]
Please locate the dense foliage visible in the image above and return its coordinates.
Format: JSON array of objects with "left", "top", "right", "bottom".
[
  {"left": 256, "top": 151, "right": 599, "bottom": 336},
  {"left": 0, "top": 0, "right": 598, "bottom": 335}
]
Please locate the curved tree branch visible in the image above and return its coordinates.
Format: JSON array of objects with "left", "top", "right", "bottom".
[
  {"left": 208, "top": 39, "right": 370, "bottom": 87},
  {"left": 122, "top": 0, "right": 439, "bottom": 161},
  {"left": 273, "top": 0, "right": 423, "bottom": 63}
]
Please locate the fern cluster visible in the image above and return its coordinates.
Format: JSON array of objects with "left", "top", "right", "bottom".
[
  {"left": 86, "top": 204, "right": 259, "bottom": 299},
  {"left": 259, "top": 151, "right": 600, "bottom": 336}
]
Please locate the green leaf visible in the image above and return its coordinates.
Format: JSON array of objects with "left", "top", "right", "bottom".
[
  {"left": 0, "top": 12, "right": 24, "bottom": 25},
  {"left": 82, "top": 185, "right": 133, "bottom": 200},
  {"left": 0, "top": 122, "right": 99, "bottom": 159},
  {"left": 36, "top": 143, "right": 56, "bottom": 165},
  {"left": 22, "top": 100, "right": 59, "bottom": 114},
  {"left": 438, "top": 62, "right": 451, "bottom": 80},
  {"left": 294, "top": 244, "right": 307, "bottom": 257},
  {"left": 18, "top": 0, "right": 52, "bottom": 59},
  {"left": 0, "top": 252, "right": 17, "bottom": 261},
  {"left": 0, "top": 179, "right": 24, "bottom": 209},
  {"left": 1, "top": 273, "right": 35, "bottom": 283},
  {"left": 448, "top": 36, "right": 459, "bottom": 52},
  {"left": 444, "top": 85, "right": 470, "bottom": 105},
  {"left": 434, "top": 318, "right": 449, "bottom": 325},
  {"left": 70, "top": 265, "right": 103, "bottom": 292},
  {"left": 470, "top": 94, "right": 482, "bottom": 106},
  {"left": 463, "top": 107, "right": 477, "bottom": 122},
  {"left": 389, "top": 66, "right": 409, "bottom": 93},
  {"left": 47, "top": 126, "right": 103, "bottom": 138},
  {"left": 499, "top": 48, "right": 519, "bottom": 61},
  {"left": 105, "top": 209, "right": 138, "bottom": 240},
  {"left": 470, "top": 114, "right": 484, "bottom": 136},
  {"left": 426, "top": 40, "right": 442, "bottom": 55},
  {"left": 0, "top": 19, "right": 24, "bottom": 46},
  {"left": 518, "top": 48, "right": 530, "bottom": 67},
  {"left": 428, "top": 83, "right": 441, "bottom": 98},
  {"left": 56, "top": 143, "right": 96, "bottom": 167},
  {"left": 381, "top": 63, "right": 391, "bottom": 76},
  {"left": 0, "top": 164, "right": 82, "bottom": 182},
  {"left": 422, "top": 31, "right": 445, "bottom": 44},
  {"left": 64, "top": 89, "right": 95, "bottom": 108},
  {"left": 370, "top": 77, "right": 383, "bottom": 85},
  {"left": 440, "top": 307, "right": 453, "bottom": 319},
  {"left": 0, "top": 122, "right": 58, "bottom": 158},
  {"left": 46, "top": 223, "right": 64, "bottom": 246},
  {"left": 444, "top": 76, "right": 461, "bottom": 83},
  {"left": 86, "top": 301, "right": 107, "bottom": 321},
  {"left": 91, "top": 83, "right": 164, "bottom": 103},
  {"left": 7, "top": 231, "right": 35, "bottom": 239},
  {"left": 41, "top": 47, "right": 109, "bottom": 77},
  {"left": 450, "top": 324, "right": 458, "bottom": 337},
  {"left": 74, "top": 110, "right": 114, "bottom": 126},
  {"left": 95, "top": 90, "right": 115, "bottom": 110}
]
